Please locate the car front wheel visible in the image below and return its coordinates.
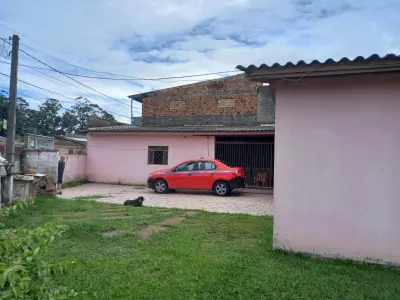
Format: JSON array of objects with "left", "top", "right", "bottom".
[
  {"left": 154, "top": 179, "right": 168, "bottom": 194},
  {"left": 213, "top": 181, "right": 230, "bottom": 196}
]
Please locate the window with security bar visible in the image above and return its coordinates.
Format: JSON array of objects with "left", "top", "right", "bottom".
[{"left": 148, "top": 146, "right": 169, "bottom": 165}]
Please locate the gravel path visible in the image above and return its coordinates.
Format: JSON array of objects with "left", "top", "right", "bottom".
[{"left": 59, "top": 183, "right": 273, "bottom": 216}]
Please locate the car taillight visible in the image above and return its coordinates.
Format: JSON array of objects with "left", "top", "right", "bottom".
[{"left": 236, "top": 171, "right": 242, "bottom": 176}]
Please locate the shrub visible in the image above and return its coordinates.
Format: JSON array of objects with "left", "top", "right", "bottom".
[{"left": 0, "top": 200, "right": 79, "bottom": 299}]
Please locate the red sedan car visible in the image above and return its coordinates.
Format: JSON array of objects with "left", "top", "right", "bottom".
[{"left": 147, "top": 158, "right": 246, "bottom": 196}]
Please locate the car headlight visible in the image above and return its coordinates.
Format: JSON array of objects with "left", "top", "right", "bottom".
[{"left": 148, "top": 173, "right": 152, "bottom": 178}]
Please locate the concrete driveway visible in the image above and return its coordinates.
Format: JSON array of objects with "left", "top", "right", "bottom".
[{"left": 59, "top": 183, "right": 273, "bottom": 216}]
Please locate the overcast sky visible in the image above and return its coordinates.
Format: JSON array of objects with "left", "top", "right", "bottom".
[{"left": 0, "top": 0, "right": 399, "bottom": 123}]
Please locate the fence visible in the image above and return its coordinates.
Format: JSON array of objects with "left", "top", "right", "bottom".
[{"left": 215, "top": 137, "right": 274, "bottom": 188}]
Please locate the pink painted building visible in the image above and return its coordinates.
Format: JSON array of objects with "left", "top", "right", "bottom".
[
  {"left": 238, "top": 54, "right": 400, "bottom": 265},
  {"left": 88, "top": 75, "right": 276, "bottom": 187},
  {"left": 87, "top": 127, "right": 273, "bottom": 185},
  {"left": 63, "top": 154, "right": 87, "bottom": 183}
]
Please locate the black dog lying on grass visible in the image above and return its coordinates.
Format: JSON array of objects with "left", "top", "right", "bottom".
[{"left": 123, "top": 196, "right": 145, "bottom": 206}]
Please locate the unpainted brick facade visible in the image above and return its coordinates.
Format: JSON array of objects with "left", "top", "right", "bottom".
[{"left": 133, "top": 75, "right": 274, "bottom": 127}]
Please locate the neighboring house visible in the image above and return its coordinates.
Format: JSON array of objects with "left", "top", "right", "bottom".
[
  {"left": 87, "top": 75, "right": 275, "bottom": 187},
  {"left": 54, "top": 134, "right": 87, "bottom": 155},
  {"left": 237, "top": 54, "right": 400, "bottom": 265}
]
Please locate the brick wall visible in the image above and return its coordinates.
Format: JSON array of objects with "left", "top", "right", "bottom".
[{"left": 140, "top": 75, "right": 265, "bottom": 126}]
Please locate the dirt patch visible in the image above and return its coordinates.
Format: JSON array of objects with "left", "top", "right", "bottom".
[
  {"left": 103, "top": 230, "right": 121, "bottom": 237},
  {"left": 161, "top": 217, "right": 185, "bottom": 226},
  {"left": 136, "top": 226, "right": 167, "bottom": 238}
]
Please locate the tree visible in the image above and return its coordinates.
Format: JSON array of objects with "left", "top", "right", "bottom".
[
  {"left": 59, "top": 111, "right": 78, "bottom": 135},
  {"left": 72, "top": 97, "right": 116, "bottom": 131},
  {"left": 0, "top": 93, "right": 117, "bottom": 136},
  {"left": 38, "top": 98, "right": 62, "bottom": 135},
  {"left": 16, "top": 97, "right": 31, "bottom": 135},
  {"left": 0, "top": 94, "right": 39, "bottom": 137}
]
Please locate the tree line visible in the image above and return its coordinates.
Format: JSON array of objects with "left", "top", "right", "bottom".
[{"left": 0, "top": 91, "right": 116, "bottom": 136}]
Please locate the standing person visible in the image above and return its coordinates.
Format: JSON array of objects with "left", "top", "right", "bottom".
[{"left": 57, "top": 155, "right": 66, "bottom": 195}]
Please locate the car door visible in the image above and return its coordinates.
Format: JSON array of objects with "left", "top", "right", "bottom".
[
  {"left": 167, "top": 161, "right": 196, "bottom": 189},
  {"left": 186, "top": 161, "right": 205, "bottom": 189},
  {"left": 193, "top": 161, "right": 217, "bottom": 189}
]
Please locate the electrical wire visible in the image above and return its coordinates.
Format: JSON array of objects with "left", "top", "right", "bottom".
[
  {"left": 0, "top": 79, "right": 75, "bottom": 116},
  {"left": 18, "top": 42, "right": 240, "bottom": 80},
  {"left": 21, "top": 66, "right": 90, "bottom": 96},
  {"left": 1, "top": 38, "right": 11, "bottom": 59},
  {"left": 1, "top": 24, "right": 225, "bottom": 82},
  {"left": 20, "top": 66, "right": 142, "bottom": 112},
  {"left": 19, "top": 68, "right": 142, "bottom": 115},
  {"left": 0, "top": 59, "right": 239, "bottom": 82},
  {"left": 0, "top": 71, "right": 132, "bottom": 119},
  {"left": 0, "top": 38, "right": 134, "bottom": 108},
  {"left": 0, "top": 34, "right": 240, "bottom": 81},
  {"left": 0, "top": 22, "right": 110, "bottom": 74},
  {"left": 16, "top": 47, "right": 133, "bottom": 108}
]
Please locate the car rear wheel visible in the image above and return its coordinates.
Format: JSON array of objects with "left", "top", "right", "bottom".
[
  {"left": 213, "top": 181, "right": 230, "bottom": 196},
  {"left": 154, "top": 179, "right": 168, "bottom": 194}
]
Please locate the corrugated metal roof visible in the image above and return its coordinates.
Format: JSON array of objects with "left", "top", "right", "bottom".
[
  {"left": 236, "top": 54, "right": 400, "bottom": 73},
  {"left": 89, "top": 125, "right": 275, "bottom": 133}
]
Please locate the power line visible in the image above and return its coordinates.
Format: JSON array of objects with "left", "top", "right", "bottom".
[
  {"left": 0, "top": 78, "right": 75, "bottom": 115},
  {"left": 20, "top": 66, "right": 142, "bottom": 112},
  {"left": 2, "top": 72, "right": 133, "bottom": 119},
  {"left": 0, "top": 38, "right": 133, "bottom": 108},
  {"left": 18, "top": 64, "right": 142, "bottom": 113},
  {"left": 0, "top": 24, "right": 241, "bottom": 85},
  {"left": 0, "top": 71, "right": 131, "bottom": 119},
  {"left": 21, "top": 66, "right": 90, "bottom": 95},
  {"left": 1, "top": 37, "right": 11, "bottom": 59},
  {"left": 16, "top": 47, "right": 133, "bottom": 108},
  {"left": 19, "top": 42, "right": 125, "bottom": 77},
  {"left": 0, "top": 59, "right": 240, "bottom": 82},
  {"left": 0, "top": 22, "right": 109, "bottom": 74},
  {"left": 18, "top": 42, "right": 240, "bottom": 80},
  {"left": 0, "top": 23, "right": 227, "bottom": 82}
]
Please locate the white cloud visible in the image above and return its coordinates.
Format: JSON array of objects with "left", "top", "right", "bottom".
[{"left": 0, "top": 0, "right": 399, "bottom": 122}]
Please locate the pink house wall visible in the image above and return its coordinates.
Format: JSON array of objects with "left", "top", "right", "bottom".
[
  {"left": 86, "top": 133, "right": 215, "bottom": 185},
  {"left": 63, "top": 154, "right": 87, "bottom": 183},
  {"left": 274, "top": 73, "right": 400, "bottom": 265}
]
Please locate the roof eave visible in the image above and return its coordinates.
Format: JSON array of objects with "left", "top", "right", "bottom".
[
  {"left": 54, "top": 136, "right": 87, "bottom": 146},
  {"left": 237, "top": 61, "right": 400, "bottom": 82}
]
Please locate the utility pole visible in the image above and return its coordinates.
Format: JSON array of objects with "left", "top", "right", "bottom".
[{"left": 4, "top": 34, "right": 19, "bottom": 204}]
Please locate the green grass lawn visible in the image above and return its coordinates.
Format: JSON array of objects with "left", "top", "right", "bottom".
[{"left": 6, "top": 196, "right": 400, "bottom": 300}]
